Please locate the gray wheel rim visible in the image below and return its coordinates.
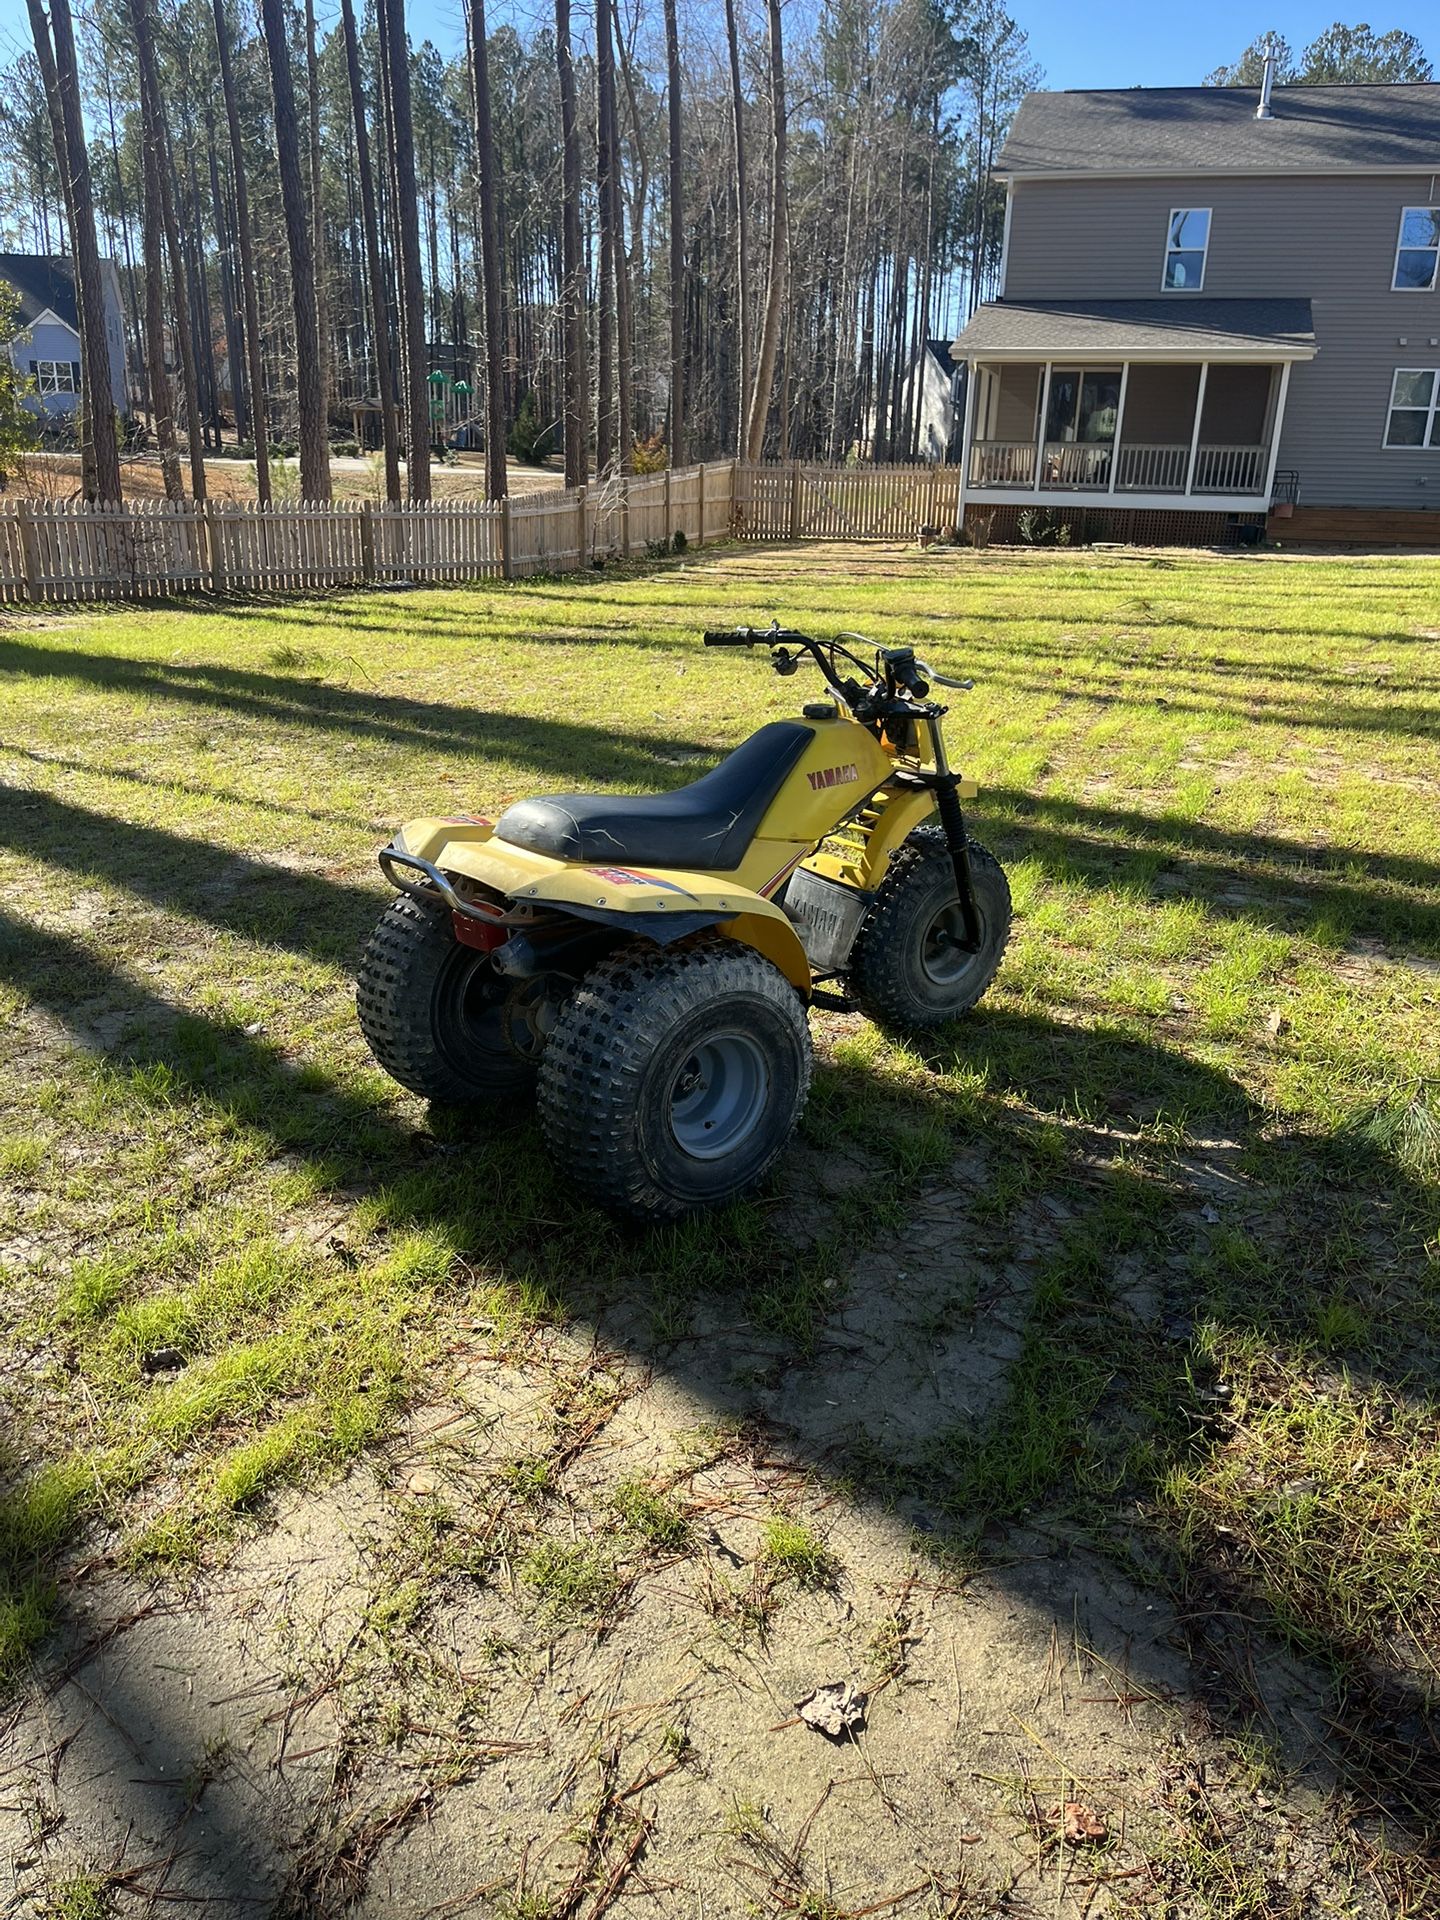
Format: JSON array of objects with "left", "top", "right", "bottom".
[
  {"left": 668, "top": 1031, "right": 771, "bottom": 1161},
  {"left": 921, "top": 900, "right": 984, "bottom": 987}
]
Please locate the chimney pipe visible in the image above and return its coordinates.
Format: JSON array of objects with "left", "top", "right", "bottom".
[{"left": 1256, "top": 41, "right": 1277, "bottom": 119}]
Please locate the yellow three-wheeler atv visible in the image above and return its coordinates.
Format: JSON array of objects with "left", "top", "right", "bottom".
[{"left": 357, "top": 625, "right": 1010, "bottom": 1220}]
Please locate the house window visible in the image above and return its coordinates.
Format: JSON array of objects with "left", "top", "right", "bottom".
[
  {"left": 1045, "top": 369, "right": 1121, "bottom": 444},
  {"left": 1392, "top": 207, "right": 1440, "bottom": 291},
  {"left": 32, "top": 359, "right": 78, "bottom": 394},
  {"left": 1383, "top": 369, "right": 1440, "bottom": 447},
  {"left": 1163, "top": 209, "right": 1210, "bottom": 291}
]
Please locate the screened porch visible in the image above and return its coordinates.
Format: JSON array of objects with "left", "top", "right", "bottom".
[
  {"left": 950, "top": 298, "right": 1316, "bottom": 513},
  {"left": 966, "top": 360, "right": 1287, "bottom": 501}
]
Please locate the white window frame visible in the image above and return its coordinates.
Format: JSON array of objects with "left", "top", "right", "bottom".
[
  {"left": 1161, "top": 207, "right": 1211, "bottom": 293},
  {"left": 32, "top": 358, "right": 77, "bottom": 394},
  {"left": 1382, "top": 368, "right": 1440, "bottom": 450},
  {"left": 1391, "top": 206, "right": 1440, "bottom": 293}
]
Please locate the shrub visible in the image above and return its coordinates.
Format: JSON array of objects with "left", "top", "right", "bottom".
[
  {"left": 507, "top": 390, "right": 554, "bottom": 464},
  {"left": 630, "top": 432, "right": 667, "bottom": 474},
  {"left": 1016, "top": 507, "right": 1074, "bottom": 548}
]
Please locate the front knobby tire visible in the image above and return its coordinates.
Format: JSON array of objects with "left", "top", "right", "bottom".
[
  {"left": 356, "top": 893, "right": 536, "bottom": 1105},
  {"left": 538, "top": 939, "right": 812, "bottom": 1222},
  {"left": 850, "top": 826, "right": 1011, "bottom": 1030}
]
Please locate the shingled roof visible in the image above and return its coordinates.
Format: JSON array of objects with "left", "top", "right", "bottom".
[
  {"left": 952, "top": 298, "right": 1316, "bottom": 361},
  {"left": 997, "top": 82, "right": 1440, "bottom": 176},
  {"left": 0, "top": 253, "right": 81, "bottom": 332}
]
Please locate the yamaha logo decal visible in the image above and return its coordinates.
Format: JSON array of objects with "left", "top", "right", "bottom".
[{"left": 806, "top": 762, "right": 859, "bottom": 792}]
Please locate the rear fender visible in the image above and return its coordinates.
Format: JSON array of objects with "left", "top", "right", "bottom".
[
  {"left": 384, "top": 824, "right": 811, "bottom": 996},
  {"left": 720, "top": 910, "right": 811, "bottom": 996}
]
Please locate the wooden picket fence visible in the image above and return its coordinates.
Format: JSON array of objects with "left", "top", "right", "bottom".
[{"left": 0, "top": 459, "right": 957, "bottom": 604}]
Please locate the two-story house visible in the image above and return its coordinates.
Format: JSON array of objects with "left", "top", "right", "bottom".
[
  {"left": 951, "top": 73, "right": 1440, "bottom": 543},
  {"left": 0, "top": 252, "right": 129, "bottom": 425}
]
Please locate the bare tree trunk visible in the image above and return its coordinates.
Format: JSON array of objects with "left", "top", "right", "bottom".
[
  {"left": 128, "top": 0, "right": 206, "bottom": 501},
  {"left": 723, "top": 0, "right": 750, "bottom": 460},
  {"left": 464, "top": 0, "right": 506, "bottom": 500},
  {"left": 341, "top": 0, "right": 400, "bottom": 502},
  {"left": 205, "top": 111, "right": 245, "bottom": 444},
  {"left": 25, "top": 0, "right": 84, "bottom": 481},
  {"left": 827, "top": 120, "right": 860, "bottom": 462},
  {"left": 379, "top": 0, "right": 431, "bottom": 501},
  {"left": 744, "top": 0, "right": 788, "bottom": 463},
  {"left": 211, "top": 0, "right": 270, "bottom": 502},
  {"left": 305, "top": 0, "right": 332, "bottom": 424},
  {"left": 554, "top": 0, "right": 587, "bottom": 485},
  {"left": 615, "top": 19, "right": 650, "bottom": 308},
  {"left": 606, "top": 0, "right": 633, "bottom": 473},
  {"left": 182, "top": 133, "right": 222, "bottom": 451},
  {"left": 661, "top": 0, "right": 684, "bottom": 466},
  {"left": 909, "top": 116, "right": 937, "bottom": 458},
  {"left": 594, "top": 0, "right": 616, "bottom": 475},
  {"left": 259, "top": 0, "right": 331, "bottom": 499},
  {"left": 101, "top": 66, "right": 142, "bottom": 419},
  {"left": 28, "top": 0, "right": 122, "bottom": 502},
  {"left": 137, "top": 59, "right": 183, "bottom": 498}
]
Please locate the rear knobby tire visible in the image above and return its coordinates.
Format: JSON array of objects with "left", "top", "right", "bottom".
[
  {"left": 849, "top": 827, "right": 1011, "bottom": 1031},
  {"left": 356, "top": 892, "right": 536, "bottom": 1105},
  {"left": 538, "top": 939, "right": 812, "bottom": 1222}
]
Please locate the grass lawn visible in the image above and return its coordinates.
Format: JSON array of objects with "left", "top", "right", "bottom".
[{"left": 2, "top": 540, "right": 1438, "bottom": 1909}]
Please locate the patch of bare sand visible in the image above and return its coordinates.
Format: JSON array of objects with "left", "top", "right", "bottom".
[
  {"left": 14, "top": 451, "right": 567, "bottom": 507},
  {"left": 1, "top": 1165, "right": 1386, "bottom": 1916}
]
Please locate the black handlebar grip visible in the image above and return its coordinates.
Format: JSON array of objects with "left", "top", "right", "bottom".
[{"left": 702, "top": 628, "right": 754, "bottom": 645}]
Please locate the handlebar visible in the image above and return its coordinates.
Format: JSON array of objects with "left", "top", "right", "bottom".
[
  {"left": 702, "top": 623, "right": 973, "bottom": 711},
  {"left": 703, "top": 625, "right": 807, "bottom": 646}
]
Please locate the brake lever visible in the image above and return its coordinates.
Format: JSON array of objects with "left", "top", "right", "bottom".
[{"left": 916, "top": 659, "right": 974, "bottom": 690}]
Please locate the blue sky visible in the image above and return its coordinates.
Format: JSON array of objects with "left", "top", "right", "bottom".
[
  {"left": 0, "top": 0, "right": 1425, "bottom": 96},
  {"left": 397, "top": 0, "right": 1433, "bottom": 88},
  {"left": 1015, "top": 1, "right": 1432, "bottom": 89}
]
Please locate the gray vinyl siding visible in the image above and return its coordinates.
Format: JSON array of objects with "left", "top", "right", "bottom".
[{"left": 1003, "top": 172, "right": 1440, "bottom": 509}]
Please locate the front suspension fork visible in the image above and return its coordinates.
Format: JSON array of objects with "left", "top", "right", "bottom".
[{"left": 928, "top": 723, "right": 981, "bottom": 952}]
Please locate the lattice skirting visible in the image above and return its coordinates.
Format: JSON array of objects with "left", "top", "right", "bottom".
[{"left": 963, "top": 505, "right": 1267, "bottom": 548}]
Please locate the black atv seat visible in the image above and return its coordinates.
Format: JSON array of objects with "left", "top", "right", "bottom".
[{"left": 494, "top": 721, "right": 815, "bottom": 872}]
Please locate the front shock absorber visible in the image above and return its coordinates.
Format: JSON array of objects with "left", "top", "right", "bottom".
[{"left": 928, "top": 723, "right": 982, "bottom": 952}]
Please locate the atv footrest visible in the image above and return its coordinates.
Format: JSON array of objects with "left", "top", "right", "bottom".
[{"left": 809, "top": 986, "right": 857, "bottom": 1013}]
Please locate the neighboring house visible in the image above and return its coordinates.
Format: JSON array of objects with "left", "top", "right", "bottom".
[
  {"left": 865, "top": 340, "right": 969, "bottom": 463},
  {"left": 951, "top": 74, "right": 1440, "bottom": 543},
  {"left": 0, "top": 252, "right": 128, "bottom": 423}
]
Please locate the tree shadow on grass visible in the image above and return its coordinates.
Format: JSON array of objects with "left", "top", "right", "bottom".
[
  {"left": 4, "top": 782, "right": 1437, "bottom": 996},
  {"left": 959, "top": 668, "right": 1440, "bottom": 742},
  {"left": 0, "top": 786, "right": 384, "bottom": 968},
  {"left": 0, "top": 635, "right": 717, "bottom": 785},
  {"left": 0, "top": 742, "right": 384, "bottom": 833},
  {"left": 984, "top": 785, "right": 1440, "bottom": 952},
  {"left": 1, "top": 849, "right": 1438, "bottom": 1878}
]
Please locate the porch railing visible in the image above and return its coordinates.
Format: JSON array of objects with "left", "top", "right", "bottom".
[
  {"left": 968, "top": 440, "right": 1035, "bottom": 487},
  {"left": 1040, "top": 441, "right": 1112, "bottom": 488},
  {"left": 1192, "top": 444, "right": 1267, "bottom": 493},
  {"left": 1116, "top": 444, "right": 1190, "bottom": 492},
  {"left": 971, "top": 438, "right": 1272, "bottom": 497}
]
